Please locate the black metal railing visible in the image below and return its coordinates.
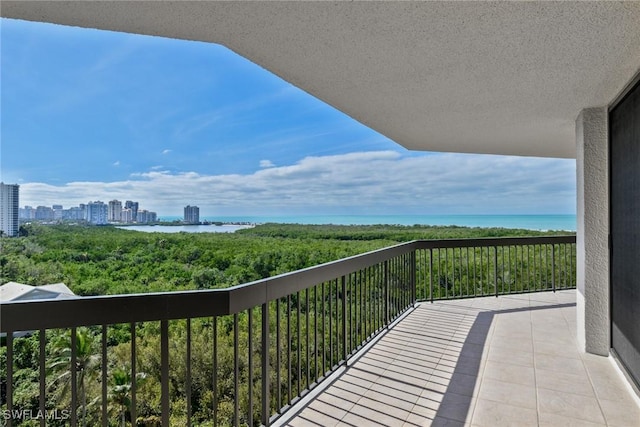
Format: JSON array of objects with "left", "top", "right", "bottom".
[
  {"left": 415, "top": 236, "right": 576, "bottom": 301},
  {"left": 0, "top": 236, "right": 575, "bottom": 426}
]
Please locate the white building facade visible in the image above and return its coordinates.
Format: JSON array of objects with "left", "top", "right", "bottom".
[
  {"left": 0, "top": 183, "right": 19, "bottom": 237},
  {"left": 85, "top": 201, "right": 108, "bottom": 225},
  {"left": 108, "top": 199, "right": 122, "bottom": 222}
]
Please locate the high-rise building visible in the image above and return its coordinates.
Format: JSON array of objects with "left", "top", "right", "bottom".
[
  {"left": 136, "top": 210, "right": 157, "bottom": 224},
  {"left": 121, "top": 208, "right": 133, "bottom": 223},
  {"left": 184, "top": 205, "right": 200, "bottom": 224},
  {"left": 108, "top": 200, "right": 122, "bottom": 222},
  {"left": 35, "top": 206, "right": 55, "bottom": 221},
  {"left": 19, "top": 206, "right": 35, "bottom": 220},
  {"left": 125, "top": 200, "right": 139, "bottom": 222},
  {"left": 0, "top": 183, "right": 19, "bottom": 237},
  {"left": 66, "top": 206, "right": 85, "bottom": 221},
  {"left": 52, "top": 205, "right": 64, "bottom": 220},
  {"left": 86, "top": 201, "right": 108, "bottom": 225}
]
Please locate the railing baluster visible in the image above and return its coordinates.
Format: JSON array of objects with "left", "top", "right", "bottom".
[
  {"left": 349, "top": 273, "right": 354, "bottom": 353},
  {"left": 527, "top": 245, "right": 531, "bottom": 291},
  {"left": 313, "top": 286, "right": 318, "bottom": 380},
  {"left": 444, "top": 248, "right": 449, "bottom": 299},
  {"left": 565, "top": 243, "right": 569, "bottom": 288},
  {"left": 493, "top": 247, "right": 498, "bottom": 297},
  {"left": 233, "top": 314, "right": 239, "bottom": 427},
  {"left": 552, "top": 244, "right": 557, "bottom": 292},
  {"left": 375, "top": 266, "right": 379, "bottom": 333},
  {"left": 186, "top": 319, "right": 191, "bottom": 427},
  {"left": 161, "top": 320, "right": 169, "bottom": 427},
  {"left": 395, "top": 255, "right": 400, "bottom": 314},
  {"left": 297, "top": 291, "right": 301, "bottom": 396},
  {"left": 347, "top": 273, "right": 352, "bottom": 355},
  {"left": 261, "top": 302, "right": 270, "bottom": 426},
  {"left": 6, "top": 332, "right": 13, "bottom": 427},
  {"left": 473, "top": 246, "right": 483, "bottom": 297},
  {"left": 306, "top": 288, "right": 310, "bottom": 387},
  {"left": 466, "top": 247, "right": 470, "bottom": 297},
  {"left": 329, "top": 282, "right": 333, "bottom": 369},
  {"left": 39, "top": 329, "right": 46, "bottom": 427},
  {"left": 287, "top": 295, "right": 292, "bottom": 404},
  {"left": 359, "top": 270, "right": 363, "bottom": 340},
  {"left": 248, "top": 310, "right": 253, "bottom": 427},
  {"left": 392, "top": 256, "right": 397, "bottom": 317},
  {"left": 213, "top": 317, "right": 218, "bottom": 427},
  {"left": 321, "top": 284, "right": 325, "bottom": 375},
  {"left": 342, "top": 275, "right": 347, "bottom": 363},
  {"left": 276, "top": 298, "right": 281, "bottom": 412},
  {"left": 357, "top": 270, "right": 369, "bottom": 342},
  {"left": 71, "top": 327, "right": 77, "bottom": 427},
  {"left": 102, "top": 325, "right": 107, "bottom": 427},
  {"left": 429, "top": 249, "right": 434, "bottom": 302},
  {"left": 385, "top": 259, "right": 390, "bottom": 323},
  {"left": 131, "top": 323, "right": 137, "bottom": 427}
]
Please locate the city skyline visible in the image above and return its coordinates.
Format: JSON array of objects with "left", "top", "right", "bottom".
[
  {"left": 19, "top": 198, "right": 160, "bottom": 225},
  {"left": 2, "top": 18, "right": 577, "bottom": 217}
]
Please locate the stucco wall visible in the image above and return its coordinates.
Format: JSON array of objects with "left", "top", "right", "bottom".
[{"left": 576, "top": 107, "right": 609, "bottom": 356}]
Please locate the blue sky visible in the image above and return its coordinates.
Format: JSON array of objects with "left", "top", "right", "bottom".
[{"left": 1, "top": 18, "right": 576, "bottom": 217}]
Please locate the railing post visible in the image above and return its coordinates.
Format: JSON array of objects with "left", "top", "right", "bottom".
[
  {"left": 341, "top": 276, "right": 347, "bottom": 363},
  {"left": 233, "top": 314, "right": 239, "bottom": 427},
  {"left": 131, "top": 323, "right": 138, "bottom": 427},
  {"left": 429, "top": 248, "right": 434, "bottom": 303},
  {"left": 161, "top": 320, "right": 169, "bottom": 427},
  {"left": 71, "top": 328, "right": 77, "bottom": 427},
  {"left": 39, "top": 330, "right": 46, "bottom": 427},
  {"left": 6, "top": 332, "right": 13, "bottom": 427},
  {"left": 551, "top": 244, "right": 556, "bottom": 292},
  {"left": 494, "top": 247, "right": 499, "bottom": 297},
  {"left": 411, "top": 249, "right": 417, "bottom": 306},
  {"left": 261, "top": 303, "right": 270, "bottom": 426},
  {"left": 384, "top": 260, "right": 389, "bottom": 326},
  {"left": 213, "top": 317, "right": 218, "bottom": 427},
  {"left": 247, "top": 311, "right": 253, "bottom": 427},
  {"left": 101, "top": 325, "right": 108, "bottom": 427}
]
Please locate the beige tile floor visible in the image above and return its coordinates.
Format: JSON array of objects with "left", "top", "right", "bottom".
[{"left": 280, "top": 290, "right": 640, "bottom": 427}]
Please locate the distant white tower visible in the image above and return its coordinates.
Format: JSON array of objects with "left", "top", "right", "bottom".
[
  {"left": 108, "top": 200, "right": 123, "bottom": 222},
  {"left": 86, "top": 201, "right": 108, "bottom": 225},
  {"left": 0, "top": 183, "right": 20, "bottom": 237}
]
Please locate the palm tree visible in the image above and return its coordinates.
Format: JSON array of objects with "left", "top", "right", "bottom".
[
  {"left": 48, "top": 328, "right": 100, "bottom": 427},
  {"left": 109, "top": 366, "right": 147, "bottom": 427}
]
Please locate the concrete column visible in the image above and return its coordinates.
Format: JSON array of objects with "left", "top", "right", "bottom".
[{"left": 576, "top": 107, "right": 609, "bottom": 356}]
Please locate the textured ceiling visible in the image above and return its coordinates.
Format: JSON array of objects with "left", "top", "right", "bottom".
[{"left": 3, "top": 1, "right": 640, "bottom": 158}]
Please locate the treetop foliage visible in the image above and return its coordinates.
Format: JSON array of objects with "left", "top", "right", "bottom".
[{"left": 1, "top": 223, "right": 572, "bottom": 296}]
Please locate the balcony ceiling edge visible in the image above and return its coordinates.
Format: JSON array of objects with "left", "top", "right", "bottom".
[{"left": 3, "top": 1, "right": 640, "bottom": 159}]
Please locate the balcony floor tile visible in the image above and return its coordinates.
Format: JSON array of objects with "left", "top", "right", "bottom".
[{"left": 279, "top": 290, "right": 640, "bottom": 427}]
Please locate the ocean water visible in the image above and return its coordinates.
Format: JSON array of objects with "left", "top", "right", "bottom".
[
  {"left": 156, "top": 215, "right": 576, "bottom": 232},
  {"left": 116, "top": 224, "right": 253, "bottom": 234}
]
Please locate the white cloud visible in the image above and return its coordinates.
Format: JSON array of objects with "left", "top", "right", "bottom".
[
  {"left": 113, "top": 161, "right": 120, "bottom": 166},
  {"left": 19, "top": 151, "right": 576, "bottom": 216},
  {"left": 259, "top": 160, "right": 275, "bottom": 168},
  {"left": 162, "top": 149, "right": 172, "bottom": 155}
]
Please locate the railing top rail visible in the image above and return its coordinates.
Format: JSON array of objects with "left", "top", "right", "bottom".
[
  {"left": 414, "top": 235, "right": 575, "bottom": 249},
  {"left": 0, "top": 240, "right": 416, "bottom": 332},
  {"left": 0, "top": 235, "right": 575, "bottom": 332}
]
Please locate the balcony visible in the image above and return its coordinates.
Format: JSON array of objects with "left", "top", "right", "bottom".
[
  {"left": 280, "top": 290, "right": 640, "bottom": 426},
  {"left": 2, "top": 236, "right": 638, "bottom": 426}
]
